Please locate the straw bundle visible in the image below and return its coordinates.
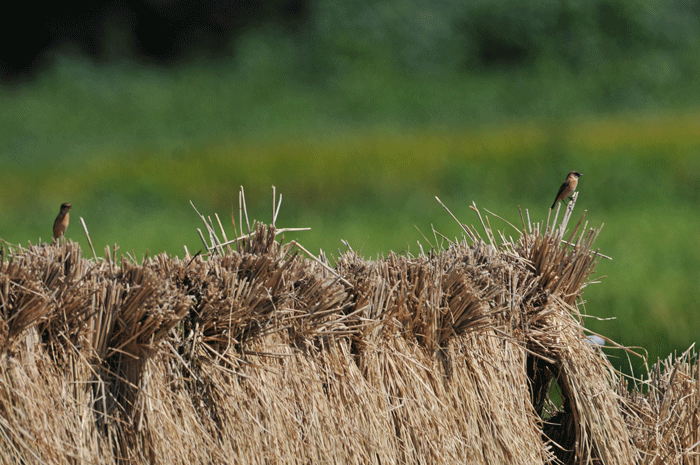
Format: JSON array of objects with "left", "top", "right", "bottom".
[
  {"left": 0, "top": 193, "right": 697, "bottom": 464},
  {"left": 622, "top": 347, "right": 699, "bottom": 464}
]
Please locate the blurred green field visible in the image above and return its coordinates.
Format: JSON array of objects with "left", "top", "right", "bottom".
[{"left": 2, "top": 53, "right": 700, "bottom": 377}]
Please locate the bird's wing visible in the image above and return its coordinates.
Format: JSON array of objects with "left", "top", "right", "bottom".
[
  {"left": 551, "top": 179, "right": 571, "bottom": 208},
  {"left": 555, "top": 179, "right": 570, "bottom": 199}
]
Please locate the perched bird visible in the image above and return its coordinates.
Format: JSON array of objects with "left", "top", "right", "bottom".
[
  {"left": 52, "top": 203, "right": 72, "bottom": 242},
  {"left": 550, "top": 171, "right": 582, "bottom": 209}
]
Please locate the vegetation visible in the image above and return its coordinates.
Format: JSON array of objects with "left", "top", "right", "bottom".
[
  {"left": 2, "top": 0, "right": 700, "bottom": 378},
  {"left": 2, "top": 101, "right": 699, "bottom": 374},
  {"left": 0, "top": 207, "right": 697, "bottom": 463}
]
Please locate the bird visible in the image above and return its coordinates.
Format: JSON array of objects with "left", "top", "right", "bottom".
[
  {"left": 52, "top": 203, "right": 72, "bottom": 242},
  {"left": 550, "top": 171, "right": 582, "bottom": 209}
]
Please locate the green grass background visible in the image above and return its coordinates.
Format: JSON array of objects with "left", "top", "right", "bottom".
[{"left": 2, "top": 52, "right": 700, "bottom": 377}]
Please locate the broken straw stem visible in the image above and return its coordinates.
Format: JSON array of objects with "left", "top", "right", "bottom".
[{"left": 80, "top": 217, "right": 98, "bottom": 259}]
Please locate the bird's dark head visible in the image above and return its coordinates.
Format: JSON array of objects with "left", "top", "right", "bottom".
[
  {"left": 60, "top": 203, "right": 72, "bottom": 213},
  {"left": 568, "top": 171, "right": 582, "bottom": 178}
]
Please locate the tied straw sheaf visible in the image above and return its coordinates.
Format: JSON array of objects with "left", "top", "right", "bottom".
[{"left": 0, "top": 187, "right": 697, "bottom": 464}]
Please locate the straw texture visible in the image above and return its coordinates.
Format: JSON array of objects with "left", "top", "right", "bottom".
[{"left": 0, "top": 197, "right": 697, "bottom": 464}]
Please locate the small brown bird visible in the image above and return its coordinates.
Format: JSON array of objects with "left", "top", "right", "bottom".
[
  {"left": 52, "top": 203, "right": 72, "bottom": 242},
  {"left": 550, "top": 171, "right": 582, "bottom": 209}
]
